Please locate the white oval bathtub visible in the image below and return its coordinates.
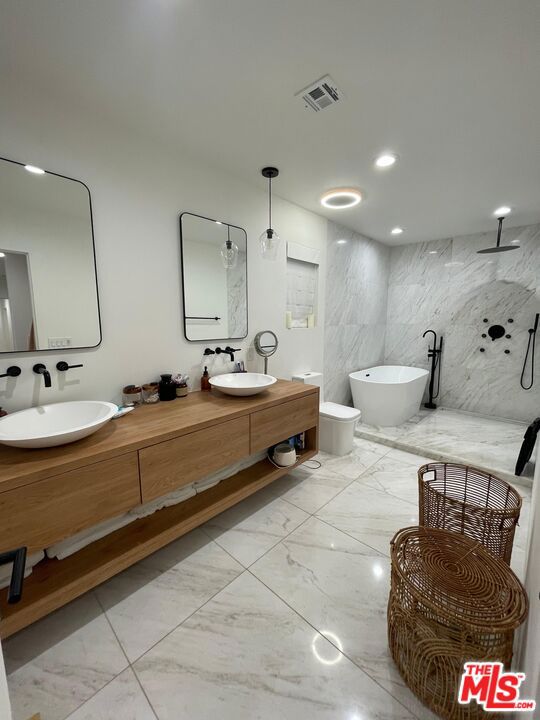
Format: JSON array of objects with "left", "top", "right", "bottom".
[{"left": 349, "top": 365, "right": 429, "bottom": 427}]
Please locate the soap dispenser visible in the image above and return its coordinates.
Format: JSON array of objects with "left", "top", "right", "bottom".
[{"left": 201, "top": 366, "right": 211, "bottom": 391}]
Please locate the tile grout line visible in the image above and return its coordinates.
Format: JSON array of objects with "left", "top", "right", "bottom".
[
  {"left": 94, "top": 590, "right": 160, "bottom": 720},
  {"left": 244, "top": 566, "right": 423, "bottom": 720}
]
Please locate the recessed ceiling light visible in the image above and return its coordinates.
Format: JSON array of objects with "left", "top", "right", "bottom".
[
  {"left": 320, "top": 188, "right": 362, "bottom": 209},
  {"left": 494, "top": 206, "right": 511, "bottom": 216},
  {"left": 24, "top": 164, "right": 45, "bottom": 175},
  {"left": 336, "top": 239, "right": 348, "bottom": 245},
  {"left": 375, "top": 153, "right": 397, "bottom": 168},
  {"left": 428, "top": 250, "right": 438, "bottom": 254},
  {"left": 391, "top": 227, "right": 403, "bottom": 235},
  {"left": 215, "top": 221, "right": 223, "bottom": 225},
  {"left": 0, "top": 252, "right": 5, "bottom": 258}
]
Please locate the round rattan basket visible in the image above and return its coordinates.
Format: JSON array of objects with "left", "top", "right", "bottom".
[
  {"left": 388, "top": 526, "right": 528, "bottom": 720},
  {"left": 418, "top": 462, "right": 522, "bottom": 564}
]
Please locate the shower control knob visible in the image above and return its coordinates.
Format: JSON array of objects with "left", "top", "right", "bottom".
[
  {"left": 506, "top": 334, "right": 511, "bottom": 339},
  {"left": 483, "top": 318, "right": 488, "bottom": 323},
  {"left": 504, "top": 349, "right": 510, "bottom": 354},
  {"left": 482, "top": 333, "right": 487, "bottom": 338},
  {"left": 508, "top": 318, "right": 514, "bottom": 323},
  {"left": 479, "top": 348, "right": 485, "bottom": 352}
]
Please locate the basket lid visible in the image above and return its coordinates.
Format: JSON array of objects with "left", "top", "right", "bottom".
[{"left": 391, "top": 526, "right": 528, "bottom": 630}]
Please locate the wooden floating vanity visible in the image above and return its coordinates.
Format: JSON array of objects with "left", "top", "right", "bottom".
[{"left": 0, "top": 380, "right": 319, "bottom": 637}]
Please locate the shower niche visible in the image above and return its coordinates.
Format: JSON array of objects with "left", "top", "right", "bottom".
[{"left": 285, "top": 242, "right": 320, "bottom": 329}]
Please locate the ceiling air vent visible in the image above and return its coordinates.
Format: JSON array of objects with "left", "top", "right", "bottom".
[{"left": 295, "top": 75, "right": 343, "bottom": 112}]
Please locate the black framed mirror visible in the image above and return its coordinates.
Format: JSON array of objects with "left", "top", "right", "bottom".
[
  {"left": 0, "top": 156, "right": 101, "bottom": 353},
  {"left": 180, "top": 212, "right": 248, "bottom": 342}
]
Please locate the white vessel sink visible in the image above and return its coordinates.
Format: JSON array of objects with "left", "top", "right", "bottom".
[
  {"left": 209, "top": 372, "right": 277, "bottom": 397},
  {"left": 0, "top": 401, "right": 118, "bottom": 449}
]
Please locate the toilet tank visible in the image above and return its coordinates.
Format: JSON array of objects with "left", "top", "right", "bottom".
[{"left": 291, "top": 372, "right": 323, "bottom": 402}]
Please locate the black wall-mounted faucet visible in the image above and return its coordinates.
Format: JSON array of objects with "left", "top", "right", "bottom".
[
  {"left": 203, "top": 348, "right": 215, "bottom": 356},
  {"left": 0, "top": 366, "right": 21, "bottom": 379},
  {"left": 216, "top": 346, "right": 241, "bottom": 362},
  {"left": 33, "top": 363, "right": 52, "bottom": 388},
  {"left": 56, "top": 361, "right": 84, "bottom": 372}
]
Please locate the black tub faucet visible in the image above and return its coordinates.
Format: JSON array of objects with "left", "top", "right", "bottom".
[
  {"left": 33, "top": 363, "right": 52, "bottom": 388},
  {"left": 422, "top": 329, "right": 443, "bottom": 409}
]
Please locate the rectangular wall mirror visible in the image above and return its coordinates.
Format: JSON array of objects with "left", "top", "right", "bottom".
[
  {"left": 0, "top": 157, "right": 101, "bottom": 353},
  {"left": 180, "top": 212, "right": 248, "bottom": 342}
]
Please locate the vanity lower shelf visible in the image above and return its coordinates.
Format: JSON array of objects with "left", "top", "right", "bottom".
[{"left": 0, "top": 448, "right": 316, "bottom": 638}]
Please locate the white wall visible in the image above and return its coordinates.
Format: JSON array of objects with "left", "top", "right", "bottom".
[{"left": 0, "top": 78, "right": 327, "bottom": 411}]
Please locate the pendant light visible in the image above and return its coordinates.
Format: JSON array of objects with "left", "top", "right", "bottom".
[
  {"left": 220, "top": 224, "right": 239, "bottom": 268},
  {"left": 259, "top": 167, "right": 280, "bottom": 261}
]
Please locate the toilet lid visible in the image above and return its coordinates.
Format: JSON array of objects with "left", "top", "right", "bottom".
[{"left": 320, "top": 401, "right": 361, "bottom": 422}]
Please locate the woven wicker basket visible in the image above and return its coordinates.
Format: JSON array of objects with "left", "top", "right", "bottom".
[
  {"left": 418, "top": 462, "right": 522, "bottom": 564},
  {"left": 388, "top": 526, "right": 528, "bottom": 720}
]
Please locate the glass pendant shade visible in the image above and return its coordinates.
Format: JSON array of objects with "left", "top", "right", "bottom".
[
  {"left": 259, "top": 227, "right": 280, "bottom": 261},
  {"left": 260, "top": 166, "right": 281, "bottom": 261},
  {"left": 221, "top": 238, "right": 239, "bottom": 269}
]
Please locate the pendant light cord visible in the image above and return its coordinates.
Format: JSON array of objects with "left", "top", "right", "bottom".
[{"left": 268, "top": 176, "right": 272, "bottom": 229}]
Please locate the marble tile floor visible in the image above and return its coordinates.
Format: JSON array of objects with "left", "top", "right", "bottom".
[
  {"left": 356, "top": 407, "right": 534, "bottom": 487},
  {"left": 4, "top": 438, "right": 531, "bottom": 720}
]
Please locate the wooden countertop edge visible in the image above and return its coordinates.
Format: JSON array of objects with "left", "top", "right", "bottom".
[{"left": 0, "top": 381, "right": 319, "bottom": 493}]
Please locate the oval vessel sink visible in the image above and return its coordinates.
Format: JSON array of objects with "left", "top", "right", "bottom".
[
  {"left": 0, "top": 401, "right": 118, "bottom": 449},
  {"left": 209, "top": 373, "right": 277, "bottom": 397}
]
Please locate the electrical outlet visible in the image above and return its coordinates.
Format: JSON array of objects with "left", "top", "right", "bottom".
[{"left": 48, "top": 337, "right": 72, "bottom": 349}]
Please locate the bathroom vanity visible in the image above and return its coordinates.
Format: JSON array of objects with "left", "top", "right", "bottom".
[{"left": 0, "top": 380, "right": 319, "bottom": 637}]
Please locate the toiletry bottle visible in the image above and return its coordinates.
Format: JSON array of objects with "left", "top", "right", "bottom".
[
  {"left": 0, "top": 408, "right": 7, "bottom": 418},
  {"left": 158, "top": 374, "right": 177, "bottom": 401},
  {"left": 201, "top": 366, "right": 211, "bottom": 391}
]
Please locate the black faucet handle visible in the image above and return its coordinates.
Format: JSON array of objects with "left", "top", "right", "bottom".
[
  {"left": 226, "top": 346, "right": 242, "bottom": 352},
  {"left": 0, "top": 366, "right": 21, "bottom": 379},
  {"left": 0, "top": 546, "right": 27, "bottom": 604},
  {"left": 203, "top": 348, "right": 216, "bottom": 356},
  {"left": 56, "top": 361, "right": 84, "bottom": 372}
]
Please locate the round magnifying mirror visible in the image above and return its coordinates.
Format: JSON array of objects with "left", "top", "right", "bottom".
[{"left": 254, "top": 330, "right": 278, "bottom": 374}]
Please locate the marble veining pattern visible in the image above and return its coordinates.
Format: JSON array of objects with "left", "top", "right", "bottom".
[
  {"left": 384, "top": 224, "right": 540, "bottom": 421},
  {"left": 324, "top": 221, "right": 390, "bottom": 405},
  {"left": 357, "top": 407, "right": 532, "bottom": 485},
  {"left": 5, "top": 438, "right": 531, "bottom": 720}
]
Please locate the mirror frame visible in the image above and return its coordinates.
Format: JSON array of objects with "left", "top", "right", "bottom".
[
  {"left": 179, "top": 211, "right": 249, "bottom": 343},
  {"left": 0, "top": 155, "right": 102, "bottom": 354}
]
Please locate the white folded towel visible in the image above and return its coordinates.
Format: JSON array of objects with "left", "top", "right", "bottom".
[
  {"left": 46, "top": 514, "right": 134, "bottom": 561},
  {"left": 0, "top": 550, "right": 45, "bottom": 589},
  {"left": 129, "top": 483, "right": 197, "bottom": 519}
]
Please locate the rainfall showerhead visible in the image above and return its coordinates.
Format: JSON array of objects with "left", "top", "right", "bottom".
[{"left": 477, "top": 216, "right": 519, "bottom": 254}]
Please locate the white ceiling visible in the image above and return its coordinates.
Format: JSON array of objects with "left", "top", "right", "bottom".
[{"left": 2, "top": 0, "right": 540, "bottom": 245}]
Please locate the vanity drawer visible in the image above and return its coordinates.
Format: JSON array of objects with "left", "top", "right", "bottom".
[
  {"left": 139, "top": 416, "right": 250, "bottom": 503},
  {"left": 0, "top": 454, "right": 140, "bottom": 554},
  {"left": 250, "top": 393, "right": 319, "bottom": 452}
]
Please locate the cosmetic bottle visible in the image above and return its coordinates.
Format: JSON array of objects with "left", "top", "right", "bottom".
[
  {"left": 201, "top": 366, "right": 211, "bottom": 391},
  {"left": 158, "top": 374, "right": 176, "bottom": 401}
]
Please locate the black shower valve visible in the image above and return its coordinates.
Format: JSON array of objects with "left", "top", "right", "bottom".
[
  {"left": 506, "top": 334, "right": 511, "bottom": 339},
  {"left": 482, "top": 333, "right": 487, "bottom": 338},
  {"left": 483, "top": 318, "right": 489, "bottom": 323},
  {"left": 505, "top": 349, "right": 511, "bottom": 355},
  {"left": 479, "top": 348, "right": 485, "bottom": 353}
]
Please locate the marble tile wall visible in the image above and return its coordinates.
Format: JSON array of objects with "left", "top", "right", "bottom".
[
  {"left": 324, "top": 221, "right": 390, "bottom": 405},
  {"left": 384, "top": 224, "right": 540, "bottom": 422}
]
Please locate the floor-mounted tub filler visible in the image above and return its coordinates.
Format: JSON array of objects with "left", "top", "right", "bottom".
[{"left": 350, "top": 365, "right": 429, "bottom": 427}]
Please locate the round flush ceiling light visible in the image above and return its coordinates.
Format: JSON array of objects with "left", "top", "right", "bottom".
[
  {"left": 24, "top": 164, "right": 45, "bottom": 175},
  {"left": 391, "top": 227, "right": 403, "bottom": 235},
  {"left": 320, "top": 188, "right": 362, "bottom": 209},
  {"left": 375, "top": 153, "right": 397, "bottom": 168},
  {"left": 494, "top": 206, "right": 511, "bottom": 216}
]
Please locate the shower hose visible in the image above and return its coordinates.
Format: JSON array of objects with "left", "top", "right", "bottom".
[{"left": 520, "top": 313, "right": 539, "bottom": 390}]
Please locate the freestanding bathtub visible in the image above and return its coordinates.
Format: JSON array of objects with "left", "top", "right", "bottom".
[{"left": 349, "top": 365, "right": 429, "bottom": 427}]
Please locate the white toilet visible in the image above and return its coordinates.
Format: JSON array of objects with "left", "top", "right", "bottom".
[{"left": 292, "top": 372, "right": 361, "bottom": 456}]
